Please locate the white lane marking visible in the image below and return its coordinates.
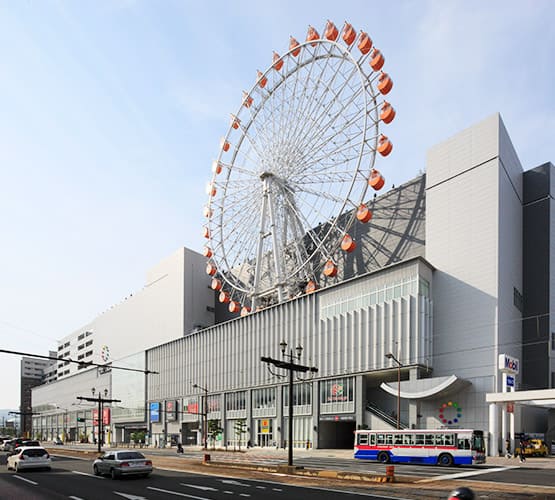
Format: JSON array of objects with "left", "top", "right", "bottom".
[
  {"left": 272, "top": 488, "right": 283, "bottom": 492},
  {"left": 255, "top": 486, "right": 265, "bottom": 489},
  {"left": 239, "top": 494, "right": 250, "bottom": 497},
  {"left": 180, "top": 483, "right": 218, "bottom": 491},
  {"left": 72, "top": 470, "right": 105, "bottom": 479},
  {"left": 69, "top": 497, "right": 85, "bottom": 500},
  {"left": 416, "top": 465, "right": 519, "bottom": 483},
  {"left": 220, "top": 479, "right": 251, "bottom": 487},
  {"left": 114, "top": 492, "right": 149, "bottom": 500},
  {"left": 13, "top": 475, "right": 38, "bottom": 485},
  {"left": 147, "top": 486, "right": 210, "bottom": 499},
  {"left": 223, "top": 492, "right": 233, "bottom": 495}
]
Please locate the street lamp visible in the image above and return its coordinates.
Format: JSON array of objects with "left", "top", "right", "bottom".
[
  {"left": 192, "top": 383, "right": 208, "bottom": 450},
  {"left": 385, "top": 352, "right": 402, "bottom": 429},
  {"left": 77, "top": 388, "right": 119, "bottom": 454},
  {"left": 261, "top": 341, "right": 318, "bottom": 467}
]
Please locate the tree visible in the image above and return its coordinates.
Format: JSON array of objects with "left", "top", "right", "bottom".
[
  {"left": 234, "top": 419, "right": 247, "bottom": 451},
  {"left": 207, "top": 419, "right": 223, "bottom": 450}
]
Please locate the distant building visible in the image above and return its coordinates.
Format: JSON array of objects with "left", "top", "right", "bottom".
[{"left": 20, "top": 354, "right": 55, "bottom": 436}]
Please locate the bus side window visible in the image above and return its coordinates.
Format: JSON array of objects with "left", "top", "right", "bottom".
[
  {"left": 394, "top": 434, "right": 403, "bottom": 445},
  {"left": 457, "top": 438, "right": 470, "bottom": 450},
  {"left": 444, "top": 434, "right": 455, "bottom": 446},
  {"left": 415, "top": 434, "right": 424, "bottom": 445},
  {"left": 385, "top": 434, "right": 393, "bottom": 445},
  {"left": 370, "top": 434, "right": 376, "bottom": 445},
  {"left": 403, "top": 434, "right": 415, "bottom": 445},
  {"left": 377, "top": 434, "right": 385, "bottom": 445},
  {"left": 358, "top": 433, "right": 369, "bottom": 445},
  {"left": 435, "top": 434, "right": 445, "bottom": 446},
  {"left": 425, "top": 434, "right": 434, "bottom": 446}
]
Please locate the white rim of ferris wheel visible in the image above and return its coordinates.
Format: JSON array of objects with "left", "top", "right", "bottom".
[{"left": 204, "top": 22, "right": 394, "bottom": 311}]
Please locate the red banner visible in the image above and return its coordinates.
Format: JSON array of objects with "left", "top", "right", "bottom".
[
  {"left": 92, "top": 409, "right": 99, "bottom": 426},
  {"left": 103, "top": 407, "right": 111, "bottom": 425}
]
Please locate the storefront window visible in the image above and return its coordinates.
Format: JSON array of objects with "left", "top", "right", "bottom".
[
  {"left": 253, "top": 387, "right": 276, "bottom": 409},
  {"left": 226, "top": 391, "right": 246, "bottom": 411}
]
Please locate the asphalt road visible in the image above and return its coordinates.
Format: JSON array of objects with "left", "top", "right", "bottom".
[{"left": 0, "top": 453, "right": 412, "bottom": 500}]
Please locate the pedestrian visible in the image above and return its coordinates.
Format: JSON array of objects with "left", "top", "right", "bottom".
[
  {"left": 505, "top": 439, "right": 511, "bottom": 459},
  {"left": 518, "top": 439, "right": 526, "bottom": 463}
]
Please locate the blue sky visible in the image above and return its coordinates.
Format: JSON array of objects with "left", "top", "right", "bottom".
[{"left": 0, "top": 0, "right": 553, "bottom": 409}]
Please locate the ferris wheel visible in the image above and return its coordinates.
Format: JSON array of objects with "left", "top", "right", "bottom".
[{"left": 202, "top": 20, "right": 395, "bottom": 315}]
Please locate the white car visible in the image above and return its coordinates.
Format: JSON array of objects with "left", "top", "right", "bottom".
[{"left": 7, "top": 446, "right": 52, "bottom": 472}]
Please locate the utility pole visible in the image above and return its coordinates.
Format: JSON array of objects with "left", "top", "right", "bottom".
[
  {"left": 261, "top": 341, "right": 318, "bottom": 467},
  {"left": 77, "top": 388, "right": 121, "bottom": 453}
]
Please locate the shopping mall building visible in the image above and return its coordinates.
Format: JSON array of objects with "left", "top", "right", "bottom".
[{"left": 31, "top": 114, "right": 555, "bottom": 455}]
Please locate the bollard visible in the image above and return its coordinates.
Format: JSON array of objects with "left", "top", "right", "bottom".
[
  {"left": 203, "top": 453, "right": 211, "bottom": 463},
  {"left": 385, "top": 465, "right": 395, "bottom": 481}
]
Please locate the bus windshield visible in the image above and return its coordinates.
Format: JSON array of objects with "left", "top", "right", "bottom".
[{"left": 472, "top": 431, "right": 485, "bottom": 452}]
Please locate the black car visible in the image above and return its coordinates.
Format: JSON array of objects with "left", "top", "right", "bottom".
[{"left": 10, "top": 440, "right": 40, "bottom": 455}]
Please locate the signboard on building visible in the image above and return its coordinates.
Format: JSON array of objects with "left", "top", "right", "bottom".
[
  {"left": 149, "top": 402, "right": 160, "bottom": 423},
  {"left": 506, "top": 375, "right": 515, "bottom": 387},
  {"left": 320, "top": 414, "right": 355, "bottom": 422},
  {"left": 261, "top": 419, "right": 270, "bottom": 434},
  {"left": 498, "top": 354, "right": 519, "bottom": 374},
  {"left": 102, "top": 407, "right": 111, "bottom": 425},
  {"left": 186, "top": 399, "right": 198, "bottom": 415},
  {"left": 166, "top": 400, "right": 177, "bottom": 421},
  {"left": 327, "top": 383, "right": 348, "bottom": 402}
]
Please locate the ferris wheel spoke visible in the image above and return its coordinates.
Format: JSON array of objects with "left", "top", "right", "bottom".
[
  {"left": 289, "top": 54, "right": 362, "bottom": 155},
  {"left": 295, "top": 82, "right": 366, "bottom": 162},
  {"left": 277, "top": 42, "right": 335, "bottom": 149},
  {"left": 280, "top": 192, "right": 330, "bottom": 255},
  {"left": 285, "top": 46, "right": 352, "bottom": 151}
]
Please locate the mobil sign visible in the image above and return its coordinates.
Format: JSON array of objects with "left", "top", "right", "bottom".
[{"left": 498, "top": 354, "right": 519, "bottom": 374}]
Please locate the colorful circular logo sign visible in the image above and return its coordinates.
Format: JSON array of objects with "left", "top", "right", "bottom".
[
  {"left": 100, "top": 345, "right": 110, "bottom": 363},
  {"left": 439, "top": 401, "right": 462, "bottom": 425}
]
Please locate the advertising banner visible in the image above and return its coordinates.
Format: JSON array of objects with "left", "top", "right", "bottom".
[
  {"left": 166, "top": 400, "right": 177, "bottom": 421},
  {"left": 150, "top": 402, "right": 160, "bottom": 423}
]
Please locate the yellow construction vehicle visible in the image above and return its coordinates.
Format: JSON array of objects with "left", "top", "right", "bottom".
[{"left": 515, "top": 439, "right": 549, "bottom": 457}]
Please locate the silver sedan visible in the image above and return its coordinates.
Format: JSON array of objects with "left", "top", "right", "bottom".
[{"left": 93, "top": 450, "right": 152, "bottom": 479}]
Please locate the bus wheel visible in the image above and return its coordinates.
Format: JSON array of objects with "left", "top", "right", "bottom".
[
  {"left": 438, "top": 453, "right": 454, "bottom": 467},
  {"left": 377, "top": 451, "right": 390, "bottom": 464}
]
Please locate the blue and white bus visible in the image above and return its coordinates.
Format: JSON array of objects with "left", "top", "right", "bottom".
[{"left": 354, "top": 429, "right": 486, "bottom": 466}]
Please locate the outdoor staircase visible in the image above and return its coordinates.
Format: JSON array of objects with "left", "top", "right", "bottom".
[{"left": 366, "top": 402, "right": 409, "bottom": 429}]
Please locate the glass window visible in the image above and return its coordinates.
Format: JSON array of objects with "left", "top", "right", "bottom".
[
  {"left": 370, "top": 434, "right": 376, "bottom": 445},
  {"left": 403, "top": 434, "right": 415, "bottom": 445},
  {"left": 425, "top": 434, "right": 434, "bottom": 446},
  {"left": 435, "top": 434, "right": 444, "bottom": 446},
  {"left": 358, "top": 433, "right": 368, "bottom": 445},
  {"left": 445, "top": 434, "right": 455, "bottom": 446},
  {"left": 376, "top": 434, "right": 385, "bottom": 445},
  {"left": 320, "top": 377, "right": 354, "bottom": 404},
  {"left": 394, "top": 434, "right": 403, "bottom": 445},
  {"left": 253, "top": 387, "right": 276, "bottom": 409},
  {"left": 415, "top": 434, "right": 424, "bottom": 445},
  {"left": 385, "top": 434, "right": 393, "bottom": 445}
]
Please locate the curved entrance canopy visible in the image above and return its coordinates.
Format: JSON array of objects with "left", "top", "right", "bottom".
[{"left": 380, "top": 375, "right": 470, "bottom": 400}]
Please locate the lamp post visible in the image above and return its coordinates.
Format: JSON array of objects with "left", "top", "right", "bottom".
[
  {"left": 77, "top": 388, "right": 120, "bottom": 453},
  {"left": 261, "top": 341, "right": 318, "bottom": 467},
  {"left": 385, "top": 352, "right": 402, "bottom": 429},
  {"left": 192, "top": 383, "right": 208, "bottom": 450}
]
